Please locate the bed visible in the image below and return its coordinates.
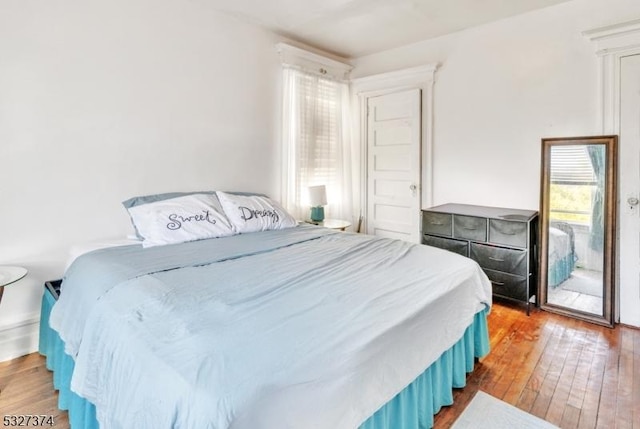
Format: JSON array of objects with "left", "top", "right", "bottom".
[
  {"left": 39, "top": 193, "right": 492, "bottom": 429},
  {"left": 548, "top": 221, "right": 577, "bottom": 287}
]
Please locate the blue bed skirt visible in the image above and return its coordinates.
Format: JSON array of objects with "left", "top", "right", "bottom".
[
  {"left": 39, "top": 290, "right": 489, "bottom": 429},
  {"left": 548, "top": 253, "right": 575, "bottom": 287}
]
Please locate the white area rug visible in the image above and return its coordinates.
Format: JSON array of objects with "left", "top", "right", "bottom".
[
  {"left": 451, "top": 391, "right": 560, "bottom": 429},
  {"left": 559, "top": 269, "right": 602, "bottom": 297}
]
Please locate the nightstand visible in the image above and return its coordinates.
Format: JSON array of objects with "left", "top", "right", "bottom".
[
  {"left": 0, "top": 266, "right": 28, "bottom": 306},
  {"left": 306, "top": 219, "right": 351, "bottom": 231}
]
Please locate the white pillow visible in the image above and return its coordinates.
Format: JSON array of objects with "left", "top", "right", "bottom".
[
  {"left": 127, "top": 194, "right": 235, "bottom": 247},
  {"left": 216, "top": 191, "right": 297, "bottom": 233}
]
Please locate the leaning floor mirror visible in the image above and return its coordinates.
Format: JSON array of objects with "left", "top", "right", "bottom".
[{"left": 539, "top": 135, "right": 617, "bottom": 327}]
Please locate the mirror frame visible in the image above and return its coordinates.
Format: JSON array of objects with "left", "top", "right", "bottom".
[{"left": 539, "top": 135, "right": 617, "bottom": 327}]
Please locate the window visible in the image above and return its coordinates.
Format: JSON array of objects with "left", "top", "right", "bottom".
[{"left": 279, "top": 44, "right": 353, "bottom": 222}]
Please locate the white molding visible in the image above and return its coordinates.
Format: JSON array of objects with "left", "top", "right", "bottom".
[
  {"left": 275, "top": 43, "right": 353, "bottom": 81},
  {"left": 351, "top": 64, "right": 440, "bottom": 234},
  {"left": 584, "top": 19, "right": 640, "bottom": 134},
  {"left": 585, "top": 19, "right": 640, "bottom": 326},
  {"left": 583, "top": 18, "right": 640, "bottom": 42},
  {"left": 351, "top": 64, "right": 438, "bottom": 94},
  {"left": 0, "top": 314, "right": 40, "bottom": 362}
]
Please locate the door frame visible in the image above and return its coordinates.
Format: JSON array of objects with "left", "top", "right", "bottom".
[
  {"left": 351, "top": 64, "right": 439, "bottom": 235},
  {"left": 584, "top": 19, "right": 640, "bottom": 325}
]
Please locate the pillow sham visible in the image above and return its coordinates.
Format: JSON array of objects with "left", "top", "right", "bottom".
[
  {"left": 216, "top": 191, "right": 297, "bottom": 233},
  {"left": 122, "top": 191, "right": 266, "bottom": 238},
  {"left": 126, "top": 194, "right": 234, "bottom": 247}
]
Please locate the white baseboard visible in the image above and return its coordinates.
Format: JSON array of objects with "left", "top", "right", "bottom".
[{"left": 0, "top": 314, "right": 40, "bottom": 362}]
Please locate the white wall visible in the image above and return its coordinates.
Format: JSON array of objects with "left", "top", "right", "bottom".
[
  {"left": 352, "top": 0, "right": 640, "bottom": 209},
  {"left": 0, "top": 0, "right": 284, "bottom": 360},
  {"left": 351, "top": 0, "right": 640, "bottom": 325}
]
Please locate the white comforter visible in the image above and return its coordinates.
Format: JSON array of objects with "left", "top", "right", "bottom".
[{"left": 53, "top": 227, "right": 491, "bottom": 429}]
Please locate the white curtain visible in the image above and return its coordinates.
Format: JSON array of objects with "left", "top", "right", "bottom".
[{"left": 281, "top": 67, "right": 354, "bottom": 224}]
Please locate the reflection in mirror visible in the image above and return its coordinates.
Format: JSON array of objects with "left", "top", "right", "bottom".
[
  {"left": 546, "top": 145, "right": 604, "bottom": 314},
  {"left": 539, "top": 136, "right": 616, "bottom": 327}
]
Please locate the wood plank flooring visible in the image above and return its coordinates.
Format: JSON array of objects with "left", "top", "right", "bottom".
[{"left": 0, "top": 301, "right": 638, "bottom": 428}]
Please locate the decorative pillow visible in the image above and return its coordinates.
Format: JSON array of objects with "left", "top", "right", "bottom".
[
  {"left": 216, "top": 191, "right": 297, "bottom": 233},
  {"left": 126, "top": 194, "right": 235, "bottom": 247}
]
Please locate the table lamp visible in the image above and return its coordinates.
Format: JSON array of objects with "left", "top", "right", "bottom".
[{"left": 308, "top": 185, "right": 327, "bottom": 222}]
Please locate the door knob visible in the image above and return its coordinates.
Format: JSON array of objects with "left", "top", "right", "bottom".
[
  {"left": 628, "top": 197, "right": 639, "bottom": 206},
  {"left": 409, "top": 184, "right": 417, "bottom": 191}
]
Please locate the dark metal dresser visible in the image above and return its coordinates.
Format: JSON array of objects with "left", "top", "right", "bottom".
[{"left": 422, "top": 204, "right": 538, "bottom": 314}]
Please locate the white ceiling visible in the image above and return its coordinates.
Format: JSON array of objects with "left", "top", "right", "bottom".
[{"left": 209, "top": 0, "right": 573, "bottom": 58}]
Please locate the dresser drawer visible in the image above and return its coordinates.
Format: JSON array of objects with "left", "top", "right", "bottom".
[
  {"left": 422, "top": 212, "right": 452, "bottom": 237},
  {"left": 483, "top": 269, "right": 529, "bottom": 301},
  {"left": 453, "top": 215, "right": 487, "bottom": 242},
  {"left": 470, "top": 243, "right": 527, "bottom": 277},
  {"left": 422, "top": 234, "right": 468, "bottom": 257},
  {"left": 489, "top": 219, "right": 528, "bottom": 248}
]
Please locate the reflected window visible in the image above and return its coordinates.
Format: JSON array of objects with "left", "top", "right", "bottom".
[{"left": 549, "top": 145, "right": 596, "bottom": 224}]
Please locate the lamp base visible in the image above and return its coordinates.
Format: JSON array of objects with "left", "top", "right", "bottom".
[{"left": 310, "top": 206, "right": 325, "bottom": 222}]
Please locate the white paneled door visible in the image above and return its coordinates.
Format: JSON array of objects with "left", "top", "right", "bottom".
[
  {"left": 619, "top": 54, "right": 640, "bottom": 327},
  {"left": 366, "top": 89, "right": 421, "bottom": 242}
]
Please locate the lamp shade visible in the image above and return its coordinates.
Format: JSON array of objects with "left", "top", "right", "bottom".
[{"left": 308, "top": 185, "right": 327, "bottom": 207}]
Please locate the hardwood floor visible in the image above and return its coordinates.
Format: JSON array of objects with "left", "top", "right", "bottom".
[
  {"left": 434, "top": 301, "right": 639, "bottom": 428},
  {"left": 0, "top": 301, "right": 638, "bottom": 428},
  {"left": 0, "top": 353, "right": 68, "bottom": 428}
]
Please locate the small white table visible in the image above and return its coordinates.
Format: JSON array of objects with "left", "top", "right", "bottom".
[
  {"left": 0, "top": 266, "right": 28, "bottom": 306},
  {"left": 306, "top": 219, "right": 352, "bottom": 231}
]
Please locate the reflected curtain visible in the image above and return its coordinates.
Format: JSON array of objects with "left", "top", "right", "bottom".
[
  {"left": 587, "top": 145, "right": 605, "bottom": 252},
  {"left": 281, "top": 67, "right": 354, "bottom": 222}
]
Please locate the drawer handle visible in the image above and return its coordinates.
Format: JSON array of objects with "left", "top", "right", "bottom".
[
  {"left": 462, "top": 226, "right": 477, "bottom": 230},
  {"left": 430, "top": 221, "right": 444, "bottom": 225},
  {"left": 489, "top": 256, "right": 505, "bottom": 262},
  {"left": 490, "top": 280, "right": 505, "bottom": 286},
  {"left": 499, "top": 231, "right": 517, "bottom": 235}
]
